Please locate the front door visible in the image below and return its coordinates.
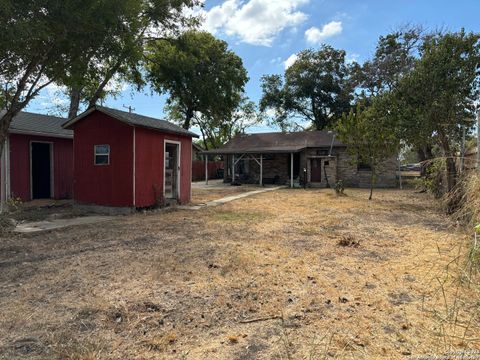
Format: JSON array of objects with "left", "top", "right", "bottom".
[
  {"left": 165, "top": 143, "right": 179, "bottom": 199},
  {"left": 310, "top": 158, "right": 322, "bottom": 182},
  {"left": 31, "top": 142, "right": 52, "bottom": 199}
]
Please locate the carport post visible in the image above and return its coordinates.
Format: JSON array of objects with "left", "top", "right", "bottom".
[
  {"left": 231, "top": 154, "right": 235, "bottom": 184},
  {"left": 260, "top": 154, "right": 263, "bottom": 186},
  {"left": 204, "top": 154, "right": 208, "bottom": 185},
  {"left": 290, "top": 152, "right": 294, "bottom": 188}
]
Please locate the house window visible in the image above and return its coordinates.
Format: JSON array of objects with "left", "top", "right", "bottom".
[
  {"left": 94, "top": 145, "right": 110, "bottom": 165},
  {"left": 357, "top": 155, "right": 371, "bottom": 171}
]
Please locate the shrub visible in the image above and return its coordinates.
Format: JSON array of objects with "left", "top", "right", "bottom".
[
  {"left": 334, "top": 180, "right": 345, "bottom": 196},
  {"left": 422, "top": 159, "right": 446, "bottom": 198}
]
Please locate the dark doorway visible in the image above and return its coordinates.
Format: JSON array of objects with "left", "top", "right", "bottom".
[
  {"left": 31, "top": 142, "right": 52, "bottom": 199},
  {"left": 310, "top": 158, "right": 322, "bottom": 182}
]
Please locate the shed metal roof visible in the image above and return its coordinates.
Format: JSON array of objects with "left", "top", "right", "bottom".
[
  {"left": 2, "top": 110, "right": 72, "bottom": 138},
  {"left": 203, "top": 131, "right": 345, "bottom": 154},
  {"left": 63, "top": 106, "right": 199, "bottom": 138}
]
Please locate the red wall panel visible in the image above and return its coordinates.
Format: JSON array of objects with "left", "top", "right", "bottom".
[
  {"left": 134, "top": 128, "right": 192, "bottom": 207},
  {"left": 9, "top": 133, "right": 73, "bottom": 201},
  {"left": 192, "top": 160, "right": 224, "bottom": 181},
  {"left": 72, "top": 112, "right": 134, "bottom": 207}
]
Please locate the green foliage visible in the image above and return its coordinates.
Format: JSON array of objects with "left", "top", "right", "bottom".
[
  {"left": 189, "top": 97, "right": 263, "bottom": 149},
  {"left": 422, "top": 159, "right": 446, "bottom": 198},
  {"left": 59, "top": 0, "right": 200, "bottom": 118},
  {"left": 391, "top": 30, "right": 480, "bottom": 192},
  {"left": 334, "top": 180, "right": 345, "bottom": 196},
  {"left": 146, "top": 30, "right": 249, "bottom": 132},
  {"left": 336, "top": 98, "right": 399, "bottom": 200},
  {"left": 260, "top": 46, "right": 353, "bottom": 131},
  {"left": 352, "top": 27, "right": 422, "bottom": 96}
]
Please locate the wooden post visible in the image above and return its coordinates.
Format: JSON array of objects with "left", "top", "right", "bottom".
[
  {"left": 232, "top": 154, "right": 235, "bottom": 184},
  {"left": 290, "top": 152, "right": 294, "bottom": 188},
  {"left": 260, "top": 154, "right": 263, "bottom": 186},
  {"left": 204, "top": 154, "right": 208, "bottom": 185},
  {"left": 398, "top": 156, "right": 402, "bottom": 190}
]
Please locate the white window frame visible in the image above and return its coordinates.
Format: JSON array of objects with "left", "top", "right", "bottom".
[
  {"left": 94, "top": 144, "right": 110, "bottom": 166},
  {"left": 163, "top": 140, "right": 181, "bottom": 200}
]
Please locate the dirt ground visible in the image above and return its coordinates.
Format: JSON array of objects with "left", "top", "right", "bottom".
[{"left": 0, "top": 188, "right": 478, "bottom": 359}]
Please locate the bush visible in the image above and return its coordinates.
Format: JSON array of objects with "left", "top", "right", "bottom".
[
  {"left": 422, "top": 159, "right": 446, "bottom": 198},
  {"left": 334, "top": 180, "right": 345, "bottom": 196},
  {"left": 0, "top": 215, "right": 15, "bottom": 233},
  {"left": 449, "top": 172, "right": 480, "bottom": 226}
]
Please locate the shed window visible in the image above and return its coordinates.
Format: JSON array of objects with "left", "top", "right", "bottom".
[{"left": 94, "top": 145, "right": 110, "bottom": 165}]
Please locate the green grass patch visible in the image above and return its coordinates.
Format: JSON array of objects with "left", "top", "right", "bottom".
[{"left": 212, "top": 210, "right": 268, "bottom": 223}]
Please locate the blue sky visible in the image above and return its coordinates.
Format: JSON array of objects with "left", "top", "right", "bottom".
[{"left": 28, "top": 0, "right": 480, "bottom": 133}]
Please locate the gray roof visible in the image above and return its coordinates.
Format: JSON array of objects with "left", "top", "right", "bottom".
[
  {"left": 63, "top": 106, "right": 199, "bottom": 138},
  {"left": 204, "top": 131, "right": 345, "bottom": 154},
  {"left": 3, "top": 110, "right": 72, "bottom": 138}
]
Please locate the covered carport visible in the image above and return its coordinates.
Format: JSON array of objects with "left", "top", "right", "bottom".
[{"left": 202, "top": 146, "right": 305, "bottom": 188}]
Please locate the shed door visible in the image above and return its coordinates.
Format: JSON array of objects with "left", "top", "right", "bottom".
[
  {"left": 310, "top": 158, "right": 322, "bottom": 182},
  {"left": 165, "top": 143, "right": 179, "bottom": 199},
  {"left": 31, "top": 142, "right": 52, "bottom": 199}
]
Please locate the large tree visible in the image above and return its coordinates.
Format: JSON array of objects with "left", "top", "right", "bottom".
[
  {"left": 336, "top": 98, "right": 399, "bottom": 200},
  {"left": 0, "top": 0, "right": 112, "bottom": 157},
  {"left": 60, "top": 0, "right": 199, "bottom": 120},
  {"left": 352, "top": 27, "right": 422, "bottom": 97},
  {"left": 190, "top": 97, "right": 262, "bottom": 149},
  {"left": 0, "top": 0, "right": 198, "bottom": 160},
  {"left": 393, "top": 30, "right": 480, "bottom": 192},
  {"left": 146, "top": 30, "right": 249, "bottom": 131},
  {"left": 260, "top": 46, "right": 353, "bottom": 131}
]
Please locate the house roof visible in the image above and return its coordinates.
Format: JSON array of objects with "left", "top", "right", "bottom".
[
  {"left": 2, "top": 110, "right": 72, "bottom": 138},
  {"left": 203, "top": 131, "right": 345, "bottom": 154},
  {"left": 63, "top": 106, "right": 199, "bottom": 138}
]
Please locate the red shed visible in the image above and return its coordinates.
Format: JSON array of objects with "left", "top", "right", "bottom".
[
  {"left": 63, "top": 106, "right": 198, "bottom": 208},
  {"left": 0, "top": 111, "right": 73, "bottom": 205}
]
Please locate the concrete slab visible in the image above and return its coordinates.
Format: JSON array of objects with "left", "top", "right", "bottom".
[
  {"left": 15, "top": 216, "right": 115, "bottom": 233},
  {"left": 180, "top": 186, "right": 283, "bottom": 210}
]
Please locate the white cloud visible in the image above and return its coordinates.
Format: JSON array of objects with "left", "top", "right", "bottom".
[
  {"left": 305, "top": 21, "right": 342, "bottom": 45},
  {"left": 201, "top": 0, "right": 309, "bottom": 46},
  {"left": 284, "top": 53, "right": 298, "bottom": 69}
]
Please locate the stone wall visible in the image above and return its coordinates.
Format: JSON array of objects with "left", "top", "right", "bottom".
[
  {"left": 223, "top": 148, "right": 397, "bottom": 188},
  {"left": 337, "top": 148, "right": 397, "bottom": 188}
]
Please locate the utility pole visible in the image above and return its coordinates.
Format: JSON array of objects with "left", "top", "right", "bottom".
[{"left": 123, "top": 105, "right": 135, "bottom": 113}]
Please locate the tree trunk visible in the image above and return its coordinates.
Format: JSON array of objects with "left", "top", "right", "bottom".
[
  {"left": 68, "top": 87, "right": 82, "bottom": 120},
  {"left": 183, "top": 108, "right": 194, "bottom": 130},
  {"left": 87, "top": 61, "right": 122, "bottom": 109},
  {"left": 368, "top": 168, "right": 375, "bottom": 200},
  {"left": 438, "top": 132, "right": 456, "bottom": 193},
  {"left": 0, "top": 110, "right": 18, "bottom": 161},
  {"left": 417, "top": 145, "right": 433, "bottom": 177}
]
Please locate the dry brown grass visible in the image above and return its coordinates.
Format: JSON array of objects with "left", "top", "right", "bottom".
[
  {"left": 191, "top": 185, "right": 258, "bottom": 204},
  {"left": 0, "top": 188, "right": 478, "bottom": 359}
]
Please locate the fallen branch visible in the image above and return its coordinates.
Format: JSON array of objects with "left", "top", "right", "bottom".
[{"left": 239, "top": 315, "right": 281, "bottom": 324}]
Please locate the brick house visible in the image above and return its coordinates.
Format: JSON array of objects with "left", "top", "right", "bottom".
[{"left": 203, "top": 131, "right": 397, "bottom": 188}]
